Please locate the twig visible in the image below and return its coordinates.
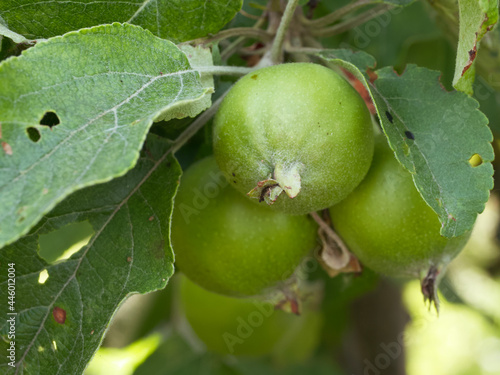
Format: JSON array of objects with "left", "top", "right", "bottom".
[
  {"left": 284, "top": 45, "right": 324, "bottom": 54},
  {"left": 301, "top": 0, "right": 372, "bottom": 28},
  {"left": 239, "top": 9, "right": 261, "bottom": 20},
  {"left": 221, "top": 10, "right": 269, "bottom": 60},
  {"left": 171, "top": 92, "right": 229, "bottom": 154},
  {"left": 309, "top": 4, "right": 392, "bottom": 37},
  {"left": 185, "top": 27, "right": 273, "bottom": 46}
]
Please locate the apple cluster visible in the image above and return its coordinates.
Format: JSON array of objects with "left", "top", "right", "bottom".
[{"left": 170, "top": 62, "right": 469, "bottom": 358}]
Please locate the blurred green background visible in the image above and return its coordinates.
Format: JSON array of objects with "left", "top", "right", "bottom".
[{"left": 23, "top": 0, "right": 500, "bottom": 374}]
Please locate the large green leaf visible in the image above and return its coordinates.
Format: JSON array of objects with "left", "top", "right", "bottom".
[
  {"left": 0, "top": 23, "right": 212, "bottom": 249},
  {"left": 0, "top": 134, "right": 181, "bottom": 375},
  {"left": 453, "top": 0, "right": 498, "bottom": 94},
  {"left": 0, "top": 0, "right": 243, "bottom": 42},
  {"left": 317, "top": 49, "right": 494, "bottom": 237}
]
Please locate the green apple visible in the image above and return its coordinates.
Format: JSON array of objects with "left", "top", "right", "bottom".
[
  {"left": 330, "top": 135, "right": 470, "bottom": 278},
  {"left": 171, "top": 156, "right": 318, "bottom": 297},
  {"left": 213, "top": 62, "right": 374, "bottom": 215},
  {"left": 180, "top": 275, "right": 322, "bottom": 360}
]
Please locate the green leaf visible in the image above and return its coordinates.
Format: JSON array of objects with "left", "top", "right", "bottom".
[
  {"left": 453, "top": 0, "right": 499, "bottom": 94},
  {"left": 0, "top": 18, "right": 31, "bottom": 44},
  {"left": 162, "top": 44, "right": 215, "bottom": 122},
  {"left": 0, "top": 0, "right": 243, "bottom": 42},
  {"left": 317, "top": 50, "right": 494, "bottom": 237},
  {"left": 0, "top": 134, "right": 181, "bottom": 374},
  {"left": 0, "top": 23, "right": 211, "bottom": 249},
  {"left": 319, "top": 49, "right": 376, "bottom": 71}
]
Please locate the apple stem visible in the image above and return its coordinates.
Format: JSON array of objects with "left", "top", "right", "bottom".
[
  {"left": 266, "top": 0, "right": 301, "bottom": 65},
  {"left": 197, "top": 66, "right": 256, "bottom": 76}
]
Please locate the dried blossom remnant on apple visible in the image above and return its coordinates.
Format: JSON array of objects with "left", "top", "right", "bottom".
[{"left": 248, "top": 162, "right": 303, "bottom": 204}]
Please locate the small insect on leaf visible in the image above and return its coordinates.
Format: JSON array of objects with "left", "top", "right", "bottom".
[{"left": 405, "top": 131, "right": 415, "bottom": 140}]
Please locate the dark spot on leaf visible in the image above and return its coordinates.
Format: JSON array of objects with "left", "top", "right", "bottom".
[
  {"left": 232, "top": 172, "right": 235, "bottom": 177},
  {"left": 385, "top": 111, "right": 393, "bottom": 123},
  {"left": 39, "top": 111, "right": 60, "bottom": 128},
  {"left": 154, "top": 240, "right": 165, "bottom": 259},
  {"left": 166, "top": 162, "right": 172, "bottom": 168},
  {"left": 233, "top": 180, "right": 237, "bottom": 183},
  {"left": 149, "top": 216, "right": 154, "bottom": 221},
  {"left": 27, "top": 127, "right": 41, "bottom": 142},
  {"left": 120, "top": 80, "right": 123, "bottom": 83},
  {"left": 53, "top": 307, "right": 66, "bottom": 324},
  {"left": 251, "top": 74, "right": 258, "bottom": 80},
  {"left": 461, "top": 46, "right": 477, "bottom": 75},
  {"left": 17, "top": 216, "right": 25, "bottom": 223},
  {"left": 159, "top": 72, "right": 163, "bottom": 76},
  {"left": 405, "top": 131, "right": 415, "bottom": 140}
]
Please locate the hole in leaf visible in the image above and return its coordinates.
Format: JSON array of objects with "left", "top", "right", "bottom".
[
  {"left": 27, "top": 127, "right": 41, "bottom": 142},
  {"left": 469, "top": 153, "right": 483, "bottom": 167},
  {"left": 38, "top": 221, "right": 94, "bottom": 264},
  {"left": 38, "top": 269, "right": 49, "bottom": 284},
  {"left": 39, "top": 111, "right": 60, "bottom": 128}
]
